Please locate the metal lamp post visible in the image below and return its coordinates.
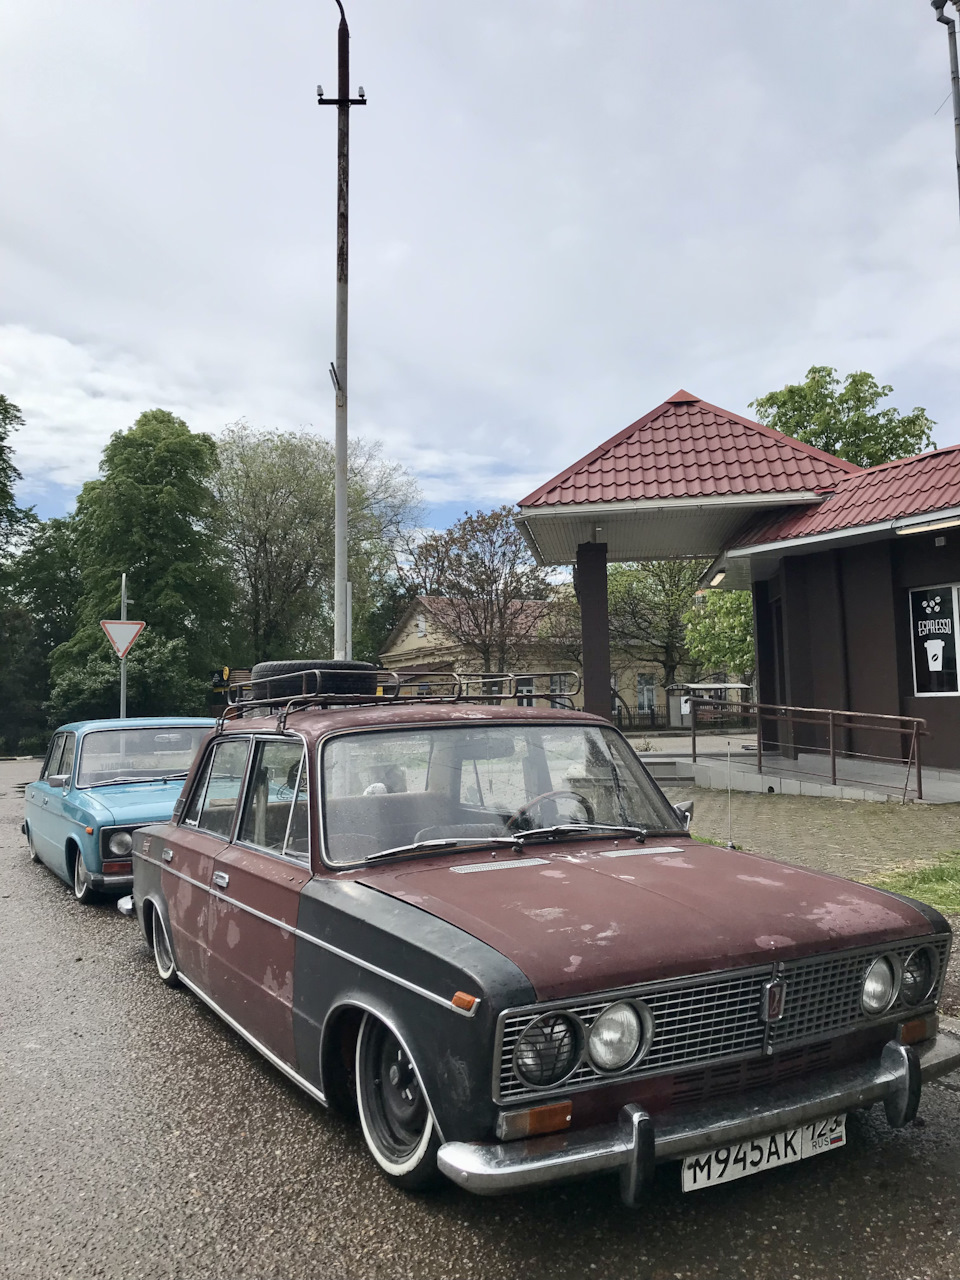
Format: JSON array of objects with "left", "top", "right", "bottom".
[
  {"left": 318, "top": 1, "right": 366, "bottom": 659},
  {"left": 933, "top": 0, "right": 960, "bottom": 220}
]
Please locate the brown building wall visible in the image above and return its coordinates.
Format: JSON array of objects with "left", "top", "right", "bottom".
[{"left": 753, "top": 534, "right": 960, "bottom": 770}]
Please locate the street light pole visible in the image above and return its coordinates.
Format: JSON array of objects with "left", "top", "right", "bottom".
[
  {"left": 318, "top": 1, "right": 366, "bottom": 659},
  {"left": 933, "top": 1, "right": 960, "bottom": 220}
]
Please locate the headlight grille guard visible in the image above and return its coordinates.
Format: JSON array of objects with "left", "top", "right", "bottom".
[{"left": 493, "top": 934, "right": 952, "bottom": 1105}]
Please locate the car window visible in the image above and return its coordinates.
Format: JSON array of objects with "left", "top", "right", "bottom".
[
  {"left": 182, "top": 750, "right": 215, "bottom": 827},
  {"left": 193, "top": 739, "right": 251, "bottom": 839},
  {"left": 321, "top": 723, "right": 682, "bottom": 865},
  {"left": 40, "top": 734, "right": 66, "bottom": 780},
  {"left": 59, "top": 734, "right": 77, "bottom": 783},
  {"left": 238, "top": 740, "right": 308, "bottom": 860},
  {"left": 76, "top": 725, "right": 210, "bottom": 787}
]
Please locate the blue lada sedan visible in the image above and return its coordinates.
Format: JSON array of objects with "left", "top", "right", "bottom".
[{"left": 23, "top": 717, "right": 214, "bottom": 903}]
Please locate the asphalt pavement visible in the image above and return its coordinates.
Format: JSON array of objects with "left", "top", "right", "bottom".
[{"left": 3, "top": 756, "right": 960, "bottom": 1280}]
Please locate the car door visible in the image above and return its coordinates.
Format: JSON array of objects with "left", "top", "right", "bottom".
[
  {"left": 162, "top": 735, "right": 252, "bottom": 994},
  {"left": 207, "top": 737, "right": 311, "bottom": 1066},
  {"left": 41, "top": 732, "right": 78, "bottom": 878},
  {"left": 25, "top": 733, "right": 66, "bottom": 866}
]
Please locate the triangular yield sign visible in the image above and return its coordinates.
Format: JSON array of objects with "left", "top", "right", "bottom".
[{"left": 100, "top": 619, "right": 145, "bottom": 659}]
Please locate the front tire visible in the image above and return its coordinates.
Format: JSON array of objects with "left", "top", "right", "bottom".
[
  {"left": 72, "top": 849, "right": 97, "bottom": 904},
  {"left": 25, "top": 827, "right": 39, "bottom": 863},
  {"left": 151, "top": 908, "right": 180, "bottom": 987},
  {"left": 355, "top": 1014, "right": 441, "bottom": 1191}
]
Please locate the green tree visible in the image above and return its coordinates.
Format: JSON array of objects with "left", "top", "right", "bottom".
[
  {"left": 51, "top": 409, "right": 231, "bottom": 702},
  {"left": 685, "top": 590, "right": 755, "bottom": 682},
  {"left": 213, "top": 423, "right": 420, "bottom": 664},
  {"left": 749, "top": 367, "right": 935, "bottom": 469},
  {"left": 0, "top": 394, "right": 33, "bottom": 553},
  {"left": 607, "top": 561, "right": 708, "bottom": 690},
  {"left": 398, "top": 506, "right": 551, "bottom": 672},
  {"left": 47, "top": 631, "right": 209, "bottom": 724}
]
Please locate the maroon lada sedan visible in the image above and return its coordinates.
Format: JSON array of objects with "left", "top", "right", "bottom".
[{"left": 121, "top": 662, "right": 960, "bottom": 1203}]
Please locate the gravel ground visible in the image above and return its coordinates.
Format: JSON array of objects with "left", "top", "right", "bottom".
[{"left": 6, "top": 759, "right": 960, "bottom": 1280}]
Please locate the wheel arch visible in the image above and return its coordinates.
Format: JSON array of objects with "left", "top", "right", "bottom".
[{"left": 319, "top": 997, "right": 447, "bottom": 1142}]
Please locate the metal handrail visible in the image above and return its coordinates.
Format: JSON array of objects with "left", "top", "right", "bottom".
[{"left": 689, "top": 699, "right": 927, "bottom": 801}]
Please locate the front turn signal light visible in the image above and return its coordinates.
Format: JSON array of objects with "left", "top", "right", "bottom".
[
  {"left": 899, "top": 1014, "right": 938, "bottom": 1045},
  {"left": 495, "top": 1101, "right": 573, "bottom": 1142}
]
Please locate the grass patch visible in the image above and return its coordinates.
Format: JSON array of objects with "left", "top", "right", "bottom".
[{"left": 873, "top": 852, "right": 960, "bottom": 914}]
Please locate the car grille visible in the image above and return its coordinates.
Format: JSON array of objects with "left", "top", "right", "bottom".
[{"left": 494, "top": 935, "right": 951, "bottom": 1104}]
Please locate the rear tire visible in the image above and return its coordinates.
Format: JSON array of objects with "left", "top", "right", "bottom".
[
  {"left": 355, "top": 1014, "right": 441, "bottom": 1192},
  {"left": 25, "top": 827, "right": 39, "bottom": 863},
  {"left": 151, "top": 909, "right": 180, "bottom": 987}
]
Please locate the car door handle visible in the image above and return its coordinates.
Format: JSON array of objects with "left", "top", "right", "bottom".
[
  {"left": 212, "top": 871, "right": 230, "bottom": 889},
  {"left": 161, "top": 847, "right": 173, "bottom": 863}
]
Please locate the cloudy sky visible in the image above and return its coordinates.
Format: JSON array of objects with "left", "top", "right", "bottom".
[{"left": 3, "top": 0, "right": 960, "bottom": 529}]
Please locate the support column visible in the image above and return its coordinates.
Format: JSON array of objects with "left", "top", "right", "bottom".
[{"left": 576, "top": 542, "right": 612, "bottom": 720}]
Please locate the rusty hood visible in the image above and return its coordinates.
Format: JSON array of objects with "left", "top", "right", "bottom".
[{"left": 355, "top": 840, "right": 936, "bottom": 1001}]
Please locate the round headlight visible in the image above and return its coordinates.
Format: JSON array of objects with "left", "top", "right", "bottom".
[
  {"left": 514, "top": 1013, "right": 581, "bottom": 1087},
  {"left": 861, "top": 956, "right": 898, "bottom": 1015},
  {"left": 902, "top": 947, "right": 937, "bottom": 1007},
  {"left": 587, "top": 1001, "right": 649, "bottom": 1072},
  {"left": 108, "top": 831, "right": 133, "bottom": 856}
]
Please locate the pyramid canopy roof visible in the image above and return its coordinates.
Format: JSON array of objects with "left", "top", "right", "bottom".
[
  {"left": 516, "top": 391, "right": 857, "bottom": 565},
  {"left": 519, "top": 390, "right": 858, "bottom": 510}
]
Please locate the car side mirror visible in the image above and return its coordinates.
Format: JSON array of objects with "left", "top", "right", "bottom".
[
  {"left": 47, "top": 774, "right": 69, "bottom": 789},
  {"left": 674, "top": 800, "right": 694, "bottom": 831}
]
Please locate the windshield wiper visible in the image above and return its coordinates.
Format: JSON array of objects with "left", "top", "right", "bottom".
[
  {"left": 85, "top": 773, "right": 186, "bottom": 788},
  {"left": 509, "top": 823, "right": 648, "bottom": 845},
  {"left": 365, "top": 838, "right": 474, "bottom": 863}
]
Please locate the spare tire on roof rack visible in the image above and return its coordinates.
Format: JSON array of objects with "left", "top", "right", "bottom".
[{"left": 250, "top": 659, "right": 379, "bottom": 702}]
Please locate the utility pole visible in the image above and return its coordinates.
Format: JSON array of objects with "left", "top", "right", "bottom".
[
  {"left": 318, "top": 1, "right": 366, "bottom": 659},
  {"left": 933, "top": 1, "right": 960, "bottom": 221},
  {"left": 120, "top": 572, "right": 128, "bottom": 719}
]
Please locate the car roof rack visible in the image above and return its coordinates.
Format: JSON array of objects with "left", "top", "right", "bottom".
[{"left": 217, "top": 669, "right": 582, "bottom": 733}]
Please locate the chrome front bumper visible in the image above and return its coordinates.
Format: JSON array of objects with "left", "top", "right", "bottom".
[{"left": 438, "top": 1025, "right": 960, "bottom": 1204}]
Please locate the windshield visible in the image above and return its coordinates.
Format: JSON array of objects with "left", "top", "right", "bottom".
[
  {"left": 76, "top": 726, "right": 209, "bottom": 788},
  {"left": 321, "top": 722, "right": 682, "bottom": 865}
]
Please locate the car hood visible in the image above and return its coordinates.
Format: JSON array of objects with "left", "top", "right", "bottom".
[
  {"left": 75, "top": 780, "right": 187, "bottom": 827},
  {"left": 355, "top": 840, "right": 937, "bottom": 1000}
]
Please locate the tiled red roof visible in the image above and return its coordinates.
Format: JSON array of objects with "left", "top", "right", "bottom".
[
  {"left": 729, "top": 444, "right": 960, "bottom": 549},
  {"left": 518, "top": 391, "right": 859, "bottom": 508}
]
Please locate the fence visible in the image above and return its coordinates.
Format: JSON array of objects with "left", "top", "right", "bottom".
[{"left": 689, "top": 699, "right": 927, "bottom": 801}]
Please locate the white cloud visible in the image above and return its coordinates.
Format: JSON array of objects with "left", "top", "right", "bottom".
[{"left": 4, "top": 0, "right": 960, "bottom": 520}]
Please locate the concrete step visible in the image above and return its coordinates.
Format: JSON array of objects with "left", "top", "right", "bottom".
[{"left": 639, "top": 756, "right": 695, "bottom": 784}]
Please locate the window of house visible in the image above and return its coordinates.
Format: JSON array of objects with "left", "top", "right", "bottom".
[
  {"left": 637, "top": 674, "right": 656, "bottom": 712},
  {"left": 516, "top": 678, "right": 534, "bottom": 707}
]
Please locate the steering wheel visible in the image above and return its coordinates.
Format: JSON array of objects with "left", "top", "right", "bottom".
[{"left": 505, "top": 789, "right": 595, "bottom": 831}]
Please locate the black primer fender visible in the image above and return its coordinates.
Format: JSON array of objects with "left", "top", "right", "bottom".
[{"left": 294, "top": 878, "right": 536, "bottom": 1142}]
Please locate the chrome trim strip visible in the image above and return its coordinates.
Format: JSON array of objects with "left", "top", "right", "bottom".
[
  {"left": 451, "top": 858, "right": 549, "bottom": 874},
  {"left": 176, "top": 971, "right": 328, "bottom": 1108},
  {"left": 600, "top": 845, "right": 683, "bottom": 859},
  {"left": 136, "top": 852, "right": 478, "bottom": 1017}
]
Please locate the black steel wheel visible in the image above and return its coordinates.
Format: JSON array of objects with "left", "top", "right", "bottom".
[
  {"left": 72, "top": 848, "right": 97, "bottom": 904},
  {"left": 151, "top": 908, "right": 180, "bottom": 987},
  {"left": 355, "top": 1014, "right": 441, "bottom": 1191}
]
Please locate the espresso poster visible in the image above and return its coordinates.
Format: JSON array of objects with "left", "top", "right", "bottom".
[{"left": 911, "top": 586, "right": 959, "bottom": 695}]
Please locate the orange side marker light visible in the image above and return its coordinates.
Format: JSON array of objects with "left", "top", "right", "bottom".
[{"left": 452, "top": 991, "right": 478, "bottom": 1012}]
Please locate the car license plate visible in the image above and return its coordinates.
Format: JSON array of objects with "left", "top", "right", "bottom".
[{"left": 681, "top": 1115, "right": 846, "bottom": 1192}]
